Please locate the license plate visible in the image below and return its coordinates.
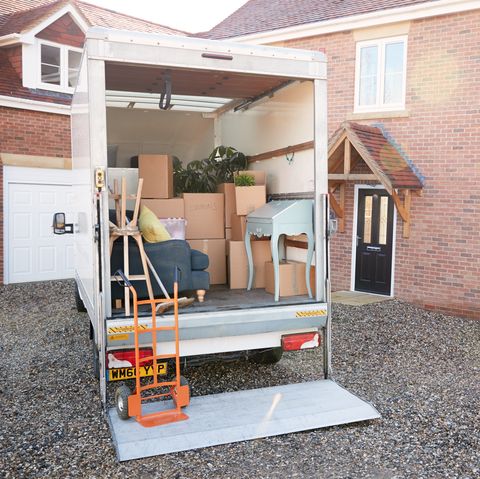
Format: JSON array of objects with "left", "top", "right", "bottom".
[{"left": 107, "top": 362, "right": 167, "bottom": 381}]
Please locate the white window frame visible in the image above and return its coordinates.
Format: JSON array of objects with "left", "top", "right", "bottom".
[
  {"left": 37, "top": 39, "right": 82, "bottom": 93},
  {"left": 354, "top": 35, "right": 408, "bottom": 113}
]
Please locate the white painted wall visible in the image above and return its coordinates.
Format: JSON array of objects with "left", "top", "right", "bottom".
[
  {"left": 106, "top": 108, "right": 215, "bottom": 167},
  {"left": 220, "top": 81, "right": 315, "bottom": 194}
]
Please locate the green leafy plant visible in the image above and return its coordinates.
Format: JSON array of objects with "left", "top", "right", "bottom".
[
  {"left": 173, "top": 146, "right": 248, "bottom": 194},
  {"left": 234, "top": 173, "right": 255, "bottom": 187}
]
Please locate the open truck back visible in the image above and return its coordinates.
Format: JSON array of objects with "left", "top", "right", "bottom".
[{"left": 71, "top": 27, "right": 379, "bottom": 460}]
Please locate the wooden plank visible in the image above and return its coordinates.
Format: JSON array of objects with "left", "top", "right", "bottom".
[
  {"left": 329, "top": 192, "right": 344, "bottom": 219},
  {"left": 247, "top": 141, "right": 314, "bottom": 163},
  {"left": 339, "top": 183, "right": 345, "bottom": 233},
  {"left": 285, "top": 239, "right": 308, "bottom": 250},
  {"left": 343, "top": 138, "right": 351, "bottom": 174},
  {"left": 403, "top": 190, "right": 411, "bottom": 238},
  {"left": 391, "top": 190, "right": 409, "bottom": 223},
  {"left": 328, "top": 173, "right": 377, "bottom": 181},
  {"left": 0, "top": 152, "right": 71, "bottom": 169}
]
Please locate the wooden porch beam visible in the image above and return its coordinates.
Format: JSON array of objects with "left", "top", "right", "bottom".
[
  {"left": 329, "top": 191, "right": 344, "bottom": 219},
  {"left": 328, "top": 173, "right": 377, "bottom": 181},
  {"left": 344, "top": 138, "right": 351, "bottom": 174},
  {"left": 339, "top": 183, "right": 346, "bottom": 232},
  {"left": 392, "top": 189, "right": 412, "bottom": 238}
]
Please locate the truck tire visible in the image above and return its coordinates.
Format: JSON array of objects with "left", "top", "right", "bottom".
[
  {"left": 249, "top": 347, "right": 283, "bottom": 365},
  {"left": 75, "top": 284, "right": 87, "bottom": 312},
  {"left": 115, "top": 385, "right": 131, "bottom": 420},
  {"left": 92, "top": 341, "right": 100, "bottom": 380}
]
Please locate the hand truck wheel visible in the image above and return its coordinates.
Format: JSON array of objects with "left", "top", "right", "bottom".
[{"left": 115, "top": 384, "right": 132, "bottom": 420}]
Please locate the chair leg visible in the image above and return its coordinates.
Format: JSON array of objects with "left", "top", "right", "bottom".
[{"left": 196, "top": 289, "right": 206, "bottom": 303}]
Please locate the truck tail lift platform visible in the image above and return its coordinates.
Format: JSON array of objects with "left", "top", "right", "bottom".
[{"left": 72, "top": 27, "right": 380, "bottom": 461}]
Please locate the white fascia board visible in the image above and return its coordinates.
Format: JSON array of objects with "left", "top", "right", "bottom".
[
  {"left": 21, "top": 4, "right": 89, "bottom": 45},
  {"left": 0, "top": 34, "right": 21, "bottom": 46},
  {"left": 0, "top": 95, "right": 71, "bottom": 115},
  {"left": 230, "top": 0, "right": 480, "bottom": 44}
]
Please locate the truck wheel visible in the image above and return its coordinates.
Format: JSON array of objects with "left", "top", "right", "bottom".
[
  {"left": 92, "top": 341, "right": 100, "bottom": 380},
  {"left": 116, "top": 385, "right": 131, "bottom": 420},
  {"left": 249, "top": 347, "right": 283, "bottom": 365},
  {"left": 75, "top": 284, "right": 87, "bottom": 312}
]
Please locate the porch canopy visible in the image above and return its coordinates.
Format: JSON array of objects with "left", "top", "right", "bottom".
[{"left": 328, "top": 122, "right": 423, "bottom": 238}]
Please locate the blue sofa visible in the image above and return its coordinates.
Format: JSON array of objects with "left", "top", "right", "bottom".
[{"left": 109, "top": 212, "right": 210, "bottom": 302}]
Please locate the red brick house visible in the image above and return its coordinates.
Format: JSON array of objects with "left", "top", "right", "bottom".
[
  {"left": 0, "top": 0, "right": 182, "bottom": 283},
  {"left": 202, "top": 0, "right": 480, "bottom": 318},
  {"left": 1, "top": 0, "right": 478, "bottom": 319}
]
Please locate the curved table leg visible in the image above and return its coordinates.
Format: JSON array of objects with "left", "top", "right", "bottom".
[
  {"left": 271, "top": 232, "right": 280, "bottom": 301},
  {"left": 246, "top": 232, "right": 254, "bottom": 290},
  {"left": 306, "top": 229, "right": 314, "bottom": 299}
]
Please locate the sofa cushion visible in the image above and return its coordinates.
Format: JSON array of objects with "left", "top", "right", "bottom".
[
  {"left": 191, "top": 249, "right": 209, "bottom": 271},
  {"left": 139, "top": 205, "right": 171, "bottom": 243}
]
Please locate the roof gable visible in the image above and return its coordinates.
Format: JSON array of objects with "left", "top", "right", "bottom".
[
  {"left": 0, "top": 0, "right": 185, "bottom": 39},
  {"left": 329, "top": 121, "right": 424, "bottom": 191}
]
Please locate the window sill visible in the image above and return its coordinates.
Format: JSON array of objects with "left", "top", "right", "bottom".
[{"left": 347, "top": 110, "right": 409, "bottom": 120}]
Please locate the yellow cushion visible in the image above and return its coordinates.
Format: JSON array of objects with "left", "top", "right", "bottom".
[{"left": 138, "top": 205, "right": 171, "bottom": 243}]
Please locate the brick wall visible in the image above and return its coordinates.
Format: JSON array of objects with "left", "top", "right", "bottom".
[
  {"left": 284, "top": 10, "right": 480, "bottom": 318},
  {"left": 5, "top": 46, "right": 22, "bottom": 78},
  {"left": 36, "top": 14, "right": 85, "bottom": 48},
  {"left": 0, "top": 107, "right": 71, "bottom": 158}
]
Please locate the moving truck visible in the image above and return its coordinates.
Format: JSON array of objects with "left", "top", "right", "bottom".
[{"left": 66, "top": 27, "right": 379, "bottom": 459}]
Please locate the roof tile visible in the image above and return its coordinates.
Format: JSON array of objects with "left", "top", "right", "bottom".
[{"left": 200, "top": 0, "right": 436, "bottom": 39}]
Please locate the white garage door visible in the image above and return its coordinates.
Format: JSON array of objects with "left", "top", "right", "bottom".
[{"left": 7, "top": 181, "right": 74, "bottom": 283}]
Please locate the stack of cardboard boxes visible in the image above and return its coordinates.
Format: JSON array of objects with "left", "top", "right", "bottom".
[
  {"left": 139, "top": 154, "right": 226, "bottom": 284},
  {"left": 225, "top": 170, "right": 273, "bottom": 289},
  {"left": 138, "top": 158, "right": 311, "bottom": 297}
]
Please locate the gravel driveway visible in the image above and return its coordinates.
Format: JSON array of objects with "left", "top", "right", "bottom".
[{"left": 1, "top": 280, "right": 479, "bottom": 478}]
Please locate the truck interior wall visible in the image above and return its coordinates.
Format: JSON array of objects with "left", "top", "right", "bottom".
[
  {"left": 106, "top": 108, "right": 215, "bottom": 168},
  {"left": 220, "top": 81, "right": 314, "bottom": 194}
]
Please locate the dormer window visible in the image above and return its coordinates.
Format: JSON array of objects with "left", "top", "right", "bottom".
[{"left": 39, "top": 41, "right": 82, "bottom": 92}]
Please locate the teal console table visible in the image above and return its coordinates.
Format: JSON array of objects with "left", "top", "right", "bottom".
[{"left": 245, "top": 200, "right": 314, "bottom": 301}]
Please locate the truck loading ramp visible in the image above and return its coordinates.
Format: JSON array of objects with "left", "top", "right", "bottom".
[{"left": 108, "top": 379, "right": 380, "bottom": 461}]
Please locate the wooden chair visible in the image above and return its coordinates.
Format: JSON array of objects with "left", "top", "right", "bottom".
[{"left": 110, "top": 177, "right": 153, "bottom": 315}]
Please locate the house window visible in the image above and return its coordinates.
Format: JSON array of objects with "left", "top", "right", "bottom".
[
  {"left": 39, "top": 41, "right": 82, "bottom": 92},
  {"left": 355, "top": 36, "right": 407, "bottom": 112}
]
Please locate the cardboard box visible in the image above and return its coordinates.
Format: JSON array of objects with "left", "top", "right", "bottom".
[
  {"left": 138, "top": 154, "right": 174, "bottom": 199},
  {"left": 188, "top": 239, "right": 226, "bottom": 285},
  {"left": 141, "top": 198, "right": 184, "bottom": 218},
  {"left": 234, "top": 170, "right": 267, "bottom": 216},
  {"left": 265, "top": 260, "right": 308, "bottom": 297},
  {"left": 228, "top": 240, "right": 271, "bottom": 289},
  {"left": 225, "top": 228, "right": 232, "bottom": 240},
  {"left": 184, "top": 193, "right": 224, "bottom": 239},
  {"left": 231, "top": 213, "right": 247, "bottom": 241},
  {"left": 217, "top": 183, "right": 236, "bottom": 228}
]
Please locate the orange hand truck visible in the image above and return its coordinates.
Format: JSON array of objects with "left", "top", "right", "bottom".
[{"left": 114, "top": 268, "right": 190, "bottom": 428}]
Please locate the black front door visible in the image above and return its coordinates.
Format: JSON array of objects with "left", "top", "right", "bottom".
[{"left": 355, "top": 189, "right": 394, "bottom": 295}]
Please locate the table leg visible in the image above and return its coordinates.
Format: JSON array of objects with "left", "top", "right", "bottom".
[
  {"left": 306, "top": 229, "right": 314, "bottom": 299},
  {"left": 246, "top": 232, "right": 254, "bottom": 290},
  {"left": 271, "top": 233, "right": 280, "bottom": 301}
]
